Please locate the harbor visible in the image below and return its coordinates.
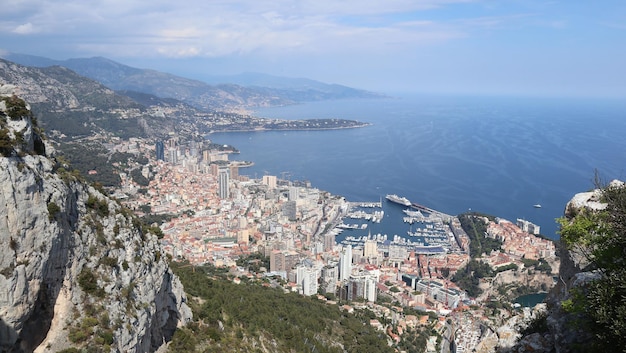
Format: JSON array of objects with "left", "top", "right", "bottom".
[{"left": 334, "top": 194, "right": 459, "bottom": 255}]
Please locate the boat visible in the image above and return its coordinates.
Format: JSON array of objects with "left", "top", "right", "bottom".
[
  {"left": 385, "top": 194, "right": 411, "bottom": 207},
  {"left": 533, "top": 204, "right": 542, "bottom": 208},
  {"left": 403, "top": 209, "right": 424, "bottom": 218}
]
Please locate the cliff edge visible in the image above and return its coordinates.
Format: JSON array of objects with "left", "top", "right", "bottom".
[
  {"left": 509, "top": 180, "right": 625, "bottom": 352},
  {"left": 0, "top": 85, "right": 192, "bottom": 352}
]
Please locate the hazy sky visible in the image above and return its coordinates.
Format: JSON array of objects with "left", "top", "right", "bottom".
[{"left": 1, "top": 0, "right": 625, "bottom": 97}]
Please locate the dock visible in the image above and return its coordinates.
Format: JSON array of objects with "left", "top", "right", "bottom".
[
  {"left": 350, "top": 201, "right": 382, "bottom": 208},
  {"left": 410, "top": 202, "right": 453, "bottom": 222}
]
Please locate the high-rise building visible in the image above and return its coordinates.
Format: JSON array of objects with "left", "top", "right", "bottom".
[
  {"left": 364, "top": 239, "right": 378, "bottom": 258},
  {"left": 323, "top": 233, "right": 335, "bottom": 252},
  {"left": 218, "top": 168, "right": 230, "bottom": 199},
  {"left": 297, "top": 264, "right": 319, "bottom": 296},
  {"left": 282, "top": 201, "right": 297, "bottom": 221},
  {"left": 202, "top": 150, "right": 211, "bottom": 163},
  {"left": 365, "top": 276, "right": 377, "bottom": 302},
  {"left": 229, "top": 165, "right": 239, "bottom": 181},
  {"left": 288, "top": 186, "right": 300, "bottom": 201},
  {"left": 210, "top": 164, "right": 219, "bottom": 176},
  {"left": 270, "top": 250, "right": 285, "bottom": 273},
  {"left": 269, "top": 249, "right": 299, "bottom": 278},
  {"left": 321, "top": 265, "right": 338, "bottom": 294},
  {"left": 155, "top": 141, "right": 165, "bottom": 161},
  {"left": 168, "top": 149, "right": 178, "bottom": 164},
  {"left": 262, "top": 175, "right": 277, "bottom": 189},
  {"left": 339, "top": 245, "right": 352, "bottom": 281}
]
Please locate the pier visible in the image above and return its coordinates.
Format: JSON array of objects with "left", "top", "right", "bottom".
[
  {"left": 410, "top": 202, "right": 453, "bottom": 222},
  {"left": 350, "top": 201, "right": 382, "bottom": 208}
]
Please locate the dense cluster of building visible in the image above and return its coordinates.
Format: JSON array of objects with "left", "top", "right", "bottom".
[
  {"left": 116, "top": 138, "right": 557, "bottom": 304},
  {"left": 110, "top": 136, "right": 559, "bottom": 351},
  {"left": 487, "top": 218, "right": 556, "bottom": 260}
]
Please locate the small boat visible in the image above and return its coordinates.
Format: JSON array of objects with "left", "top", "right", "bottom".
[{"left": 533, "top": 204, "right": 542, "bottom": 208}]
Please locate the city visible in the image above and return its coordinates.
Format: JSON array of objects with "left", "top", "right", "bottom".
[{"left": 111, "top": 134, "right": 559, "bottom": 352}]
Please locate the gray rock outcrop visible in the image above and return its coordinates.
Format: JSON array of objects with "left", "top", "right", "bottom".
[
  {"left": 0, "top": 91, "right": 191, "bottom": 352},
  {"left": 505, "top": 183, "right": 622, "bottom": 353}
]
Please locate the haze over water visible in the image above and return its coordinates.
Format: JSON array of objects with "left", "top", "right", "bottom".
[{"left": 209, "top": 95, "right": 626, "bottom": 240}]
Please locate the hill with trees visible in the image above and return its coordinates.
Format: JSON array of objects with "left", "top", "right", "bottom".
[{"left": 169, "top": 262, "right": 393, "bottom": 353}]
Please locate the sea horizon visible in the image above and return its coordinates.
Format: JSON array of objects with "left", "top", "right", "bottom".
[{"left": 208, "top": 94, "right": 626, "bottom": 240}]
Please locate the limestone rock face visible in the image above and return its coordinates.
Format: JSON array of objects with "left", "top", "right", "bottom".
[
  {"left": 497, "top": 305, "right": 553, "bottom": 353},
  {"left": 0, "top": 93, "right": 191, "bottom": 352},
  {"left": 0, "top": 62, "right": 81, "bottom": 108},
  {"left": 505, "top": 183, "right": 622, "bottom": 353}
]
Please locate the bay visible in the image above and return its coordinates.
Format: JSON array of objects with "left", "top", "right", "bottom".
[{"left": 208, "top": 94, "right": 626, "bottom": 240}]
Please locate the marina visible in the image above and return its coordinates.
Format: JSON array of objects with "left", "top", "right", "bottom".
[
  {"left": 335, "top": 194, "right": 456, "bottom": 254},
  {"left": 346, "top": 209, "right": 384, "bottom": 223}
]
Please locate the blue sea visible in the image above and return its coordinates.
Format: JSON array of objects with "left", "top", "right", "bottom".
[{"left": 208, "top": 94, "right": 626, "bottom": 240}]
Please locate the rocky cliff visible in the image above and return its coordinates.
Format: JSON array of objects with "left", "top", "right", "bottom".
[
  {"left": 506, "top": 182, "right": 622, "bottom": 352},
  {"left": 0, "top": 85, "right": 192, "bottom": 352}
]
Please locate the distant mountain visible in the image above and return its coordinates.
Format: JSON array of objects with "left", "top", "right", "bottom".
[
  {"left": 0, "top": 58, "right": 370, "bottom": 143},
  {"left": 202, "top": 72, "right": 320, "bottom": 88},
  {"left": 3, "top": 53, "right": 382, "bottom": 111},
  {"left": 0, "top": 58, "right": 175, "bottom": 139},
  {"left": 0, "top": 53, "right": 60, "bottom": 67},
  {"left": 202, "top": 71, "right": 384, "bottom": 100}
]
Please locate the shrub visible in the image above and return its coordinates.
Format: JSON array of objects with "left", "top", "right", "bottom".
[
  {"left": 555, "top": 181, "right": 626, "bottom": 351},
  {"left": 13, "top": 130, "right": 24, "bottom": 146},
  {"left": 58, "top": 349, "right": 80, "bottom": 353},
  {"left": 2, "top": 95, "right": 31, "bottom": 120},
  {"left": 98, "top": 256, "right": 118, "bottom": 268},
  {"left": 68, "top": 327, "right": 89, "bottom": 343},
  {"left": 9, "top": 237, "right": 18, "bottom": 251},
  {"left": 47, "top": 201, "right": 61, "bottom": 221},
  {"left": 0, "top": 128, "right": 13, "bottom": 156},
  {"left": 86, "top": 195, "right": 109, "bottom": 217},
  {"left": 96, "top": 329, "right": 114, "bottom": 345},
  {"left": 78, "top": 267, "right": 104, "bottom": 297}
]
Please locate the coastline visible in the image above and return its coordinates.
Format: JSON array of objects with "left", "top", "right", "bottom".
[{"left": 207, "top": 122, "right": 372, "bottom": 134}]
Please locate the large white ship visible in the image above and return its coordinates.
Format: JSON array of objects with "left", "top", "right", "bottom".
[{"left": 385, "top": 194, "right": 411, "bottom": 207}]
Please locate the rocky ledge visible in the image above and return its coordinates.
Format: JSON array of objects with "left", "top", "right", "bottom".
[{"left": 0, "top": 88, "right": 192, "bottom": 352}]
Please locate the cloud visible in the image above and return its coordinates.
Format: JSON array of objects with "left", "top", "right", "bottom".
[
  {"left": 1, "top": 0, "right": 624, "bottom": 97},
  {"left": 12, "top": 22, "right": 38, "bottom": 34},
  {"left": 0, "top": 0, "right": 475, "bottom": 58}
]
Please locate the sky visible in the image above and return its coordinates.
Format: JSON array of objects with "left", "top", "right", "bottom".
[{"left": 1, "top": 0, "right": 625, "bottom": 97}]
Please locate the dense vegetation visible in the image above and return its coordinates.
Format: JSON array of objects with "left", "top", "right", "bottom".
[
  {"left": 451, "top": 259, "right": 493, "bottom": 298},
  {"left": 170, "top": 261, "right": 393, "bottom": 353},
  {"left": 458, "top": 213, "right": 502, "bottom": 258},
  {"left": 520, "top": 258, "right": 552, "bottom": 274},
  {"left": 55, "top": 141, "right": 154, "bottom": 189},
  {"left": 557, "top": 181, "right": 626, "bottom": 352},
  {"left": 57, "top": 142, "right": 122, "bottom": 187},
  {"left": 235, "top": 253, "right": 270, "bottom": 273}
]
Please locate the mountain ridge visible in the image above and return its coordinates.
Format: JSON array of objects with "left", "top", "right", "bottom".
[{"left": 2, "top": 53, "right": 383, "bottom": 111}]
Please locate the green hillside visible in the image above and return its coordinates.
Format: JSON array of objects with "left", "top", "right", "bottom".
[{"left": 170, "top": 262, "right": 393, "bottom": 353}]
